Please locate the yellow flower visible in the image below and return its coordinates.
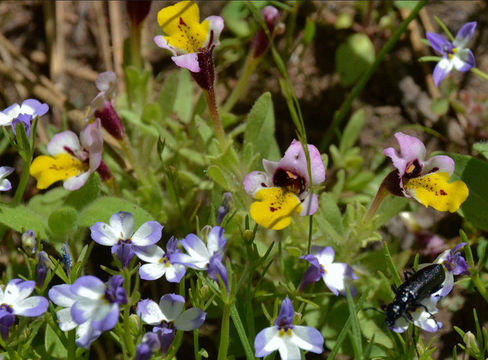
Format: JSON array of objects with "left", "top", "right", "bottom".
[{"left": 154, "top": 1, "right": 224, "bottom": 72}]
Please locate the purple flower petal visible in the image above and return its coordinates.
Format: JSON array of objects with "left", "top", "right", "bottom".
[
  {"left": 207, "top": 253, "right": 228, "bottom": 289},
  {"left": 90, "top": 222, "right": 119, "bottom": 246},
  {"left": 243, "top": 171, "right": 270, "bottom": 196},
  {"left": 207, "top": 226, "right": 226, "bottom": 255},
  {"left": 136, "top": 332, "right": 159, "bottom": 360},
  {"left": 204, "top": 15, "right": 224, "bottom": 48},
  {"left": 291, "top": 325, "right": 324, "bottom": 354},
  {"left": 454, "top": 48, "right": 475, "bottom": 72},
  {"left": 20, "top": 99, "right": 49, "bottom": 117},
  {"left": 91, "top": 303, "right": 119, "bottom": 331},
  {"left": 109, "top": 211, "right": 134, "bottom": 239},
  {"left": 159, "top": 294, "right": 185, "bottom": 321},
  {"left": 423, "top": 155, "right": 455, "bottom": 176},
  {"left": 174, "top": 308, "right": 206, "bottom": 331},
  {"left": 433, "top": 58, "right": 453, "bottom": 87},
  {"left": 165, "top": 263, "right": 186, "bottom": 283},
  {"left": 71, "top": 276, "right": 106, "bottom": 299},
  {"left": 49, "top": 284, "right": 76, "bottom": 307},
  {"left": 139, "top": 263, "right": 166, "bottom": 281},
  {"left": 47, "top": 130, "right": 81, "bottom": 156},
  {"left": 0, "top": 310, "right": 15, "bottom": 341},
  {"left": 131, "top": 221, "right": 163, "bottom": 246},
  {"left": 13, "top": 296, "right": 48, "bottom": 316},
  {"left": 426, "top": 32, "right": 451, "bottom": 55},
  {"left": 137, "top": 299, "right": 164, "bottom": 325},
  {"left": 112, "top": 243, "right": 135, "bottom": 268},
  {"left": 154, "top": 326, "right": 175, "bottom": 354},
  {"left": 80, "top": 119, "right": 103, "bottom": 171},
  {"left": 75, "top": 321, "right": 101, "bottom": 349},
  {"left": 454, "top": 22, "right": 477, "bottom": 49},
  {"left": 254, "top": 326, "right": 280, "bottom": 358},
  {"left": 172, "top": 53, "right": 200, "bottom": 72},
  {"left": 95, "top": 71, "right": 117, "bottom": 93},
  {"left": 274, "top": 297, "right": 294, "bottom": 328}
]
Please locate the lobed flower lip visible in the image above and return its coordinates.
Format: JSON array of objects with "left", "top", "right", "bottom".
[
  {"left": 254, "top": 297, "right": 324, "bottom": 359},
  {"left": 426, "top": 21, "right": 477, "bottom": 86},
  {"left": 383, "top": 132, "right": 468, "bottom": 213}
]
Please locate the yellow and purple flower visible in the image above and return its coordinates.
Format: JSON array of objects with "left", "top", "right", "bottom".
[
  {"left": 29, "top": 119, "right": 104, "bottom": 190},
  {"left": 383, "top": 132, "right": 468, "bottom": 212},
  {"left": 244, "top": 139, "right": 325, "bottom": 230}
]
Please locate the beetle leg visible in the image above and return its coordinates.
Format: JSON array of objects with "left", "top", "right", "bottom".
[
  {"left": 391, "top": 284, "right": 398, "bottom": 294},
  {"left": 403, "top": 269, "right": 414, "bottom": 280}
]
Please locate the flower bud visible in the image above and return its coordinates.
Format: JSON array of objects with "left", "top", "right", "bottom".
[
  {"left": 21, "top": 230, "right": 36, "bottom": 255},
  {"left": 252, "top": 6, "right": 281, "bottom": 58},
  {"left": 94, "top": 101, "right": 125, "bottom": 141},
  {"left": 126, "top": 1, "right": 152, "bottom": 27},
  {"left": 217, "top": 192, "right": 234, "bottom": 225},
  {"left": 464, "top": 331, "right": 480, "bottom": 357},
  {"left": 36, "top": 251, "right": 51, "bottom": 287},
  {"left": 200, "top": 284, "right": 210, "bottom": 301},
  {"left": 128, "top": 313, "right": 141, "bottom": 334}
]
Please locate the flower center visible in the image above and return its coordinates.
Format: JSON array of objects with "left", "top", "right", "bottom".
[
  {"left": 158, "top": 255, "right": 171, "bottom": 268},
  {"left": 0, "top": 303, "right": 13, "bottom": 313},
  {"left": 404, "top": 159, "right": 422, "bottom": 179},
  {"left": 278, "top": 327, "right": 293, "bottom": 337},
  {"left": 273, "top": 168, "right": 306, "bottom": 194}
]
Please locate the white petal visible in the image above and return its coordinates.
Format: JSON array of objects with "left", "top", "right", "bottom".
[
  {"left": 290, "top": 326, "right": 323, "bottom": 354},
  {"left": 57, "top": 308, "right": 78, "bottom": 331},
  {"left": 137, "top": 299, "right": 165, "bottom": 325},
  {"left": 278, "top": 339, "right": 301, "bottom": 360},
  {"left": 49, "top": 284, "right": 77, "bottom": 307},
  {"left": 254, "top": 327, "right": 281, "bottom": 357},
  {"left": 134, "top": 245, "right": 165, "bottom": 263},
  {"left": 139, "top": 263, "right": 166, "bottom": 280},
  {"left": 109, "top": 211, "right": 134, "bottom": 240},
  {"left": 63, "top": 171, "right": 90, "bottom": 191},
  {"left": 47, "top": 131, "right": 81, "bottom": 156}
]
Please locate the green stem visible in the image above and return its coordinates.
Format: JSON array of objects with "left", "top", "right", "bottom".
[
  {"left": 193, "top": 330, "right": 201, "bottom": 360},
  {"left": 68, "top": 330, "right": 76, "bottom": 360},
  {"left": 129, "top": 23, "right": 142, "bottom": 69},
  {"left": 122, "top": 268, "right": 135, "bottom": 356},
  {"left": 12, "top": 154, "right": 32, "bottom": 206},
  {"left": 230, "top": 303, "right": 255, "bottom": 360},
  {"left": 204, "top": 87, "right": 227, "bottom": 147},
  {"left": 470, "top": 67, "right": 488, "bottom": 82},
  {"left": 217, "top": 302, "right": 231, "bottom": 360},
  {"left": 383, "top": 242, "right": 402, "bottom": 286},
  {"left": 222, "top": 54, "right": 259, "bottom": 113},
  {"left": 363, "top": 183, "right": 390, "bottom": 224},
  {"left": 320, "top": 0, "right": 428, "bottom": 151}
]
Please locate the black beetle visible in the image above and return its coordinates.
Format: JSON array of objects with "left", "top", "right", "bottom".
[{"left": 385, "top": 264, "right": 445, "bottom": 330}]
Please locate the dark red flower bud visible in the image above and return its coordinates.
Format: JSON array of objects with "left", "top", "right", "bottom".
[{"left": 126, "top": 0, "right": 152, "bottom": 27}]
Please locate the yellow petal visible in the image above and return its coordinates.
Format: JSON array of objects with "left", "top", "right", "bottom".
[
  {"left": 250, "top": 187, "right": 302, "bottom": 230},
  {"left": 404, "top": 172, "right": 469, "bottom": 212},
  {"left": 30, "top": 153, "right": 87, "bottom": 189},
  {"left": 157, "top": 0, "right": 209, "bottom": 53}
]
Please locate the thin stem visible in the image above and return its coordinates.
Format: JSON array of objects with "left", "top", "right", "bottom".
[
  {"left": 222, "top": 54, "right": 259, "bottom": 113},
  {"left": 461, "top": 231, "right": 488, "bottom": 303},
  {"left": 204, "top": 88, "right": 227, "bottom": 146},
  {"left": 67, "top": 330, "right": 76, "bottom": 360},
  {"left": 320, "top": 0, "right": 428, "bottom": 151},
  {"left": 193, "top": 330, "right": 201, "bottom": 360},
  {"left": 217, "top": 302, "right": 231, "bottom": 360},
  {"left": 434, "top": 16, "right": 454, "bottom": 41},
  {"left": 129, "top": 23, "right": 142, "bottom": 69},
  {"left": 230, "top": 303, "right": 255, "bottom": 360},
  {"left": 383, "top": 242, "right": 402, "bottom": 286},
  {"left": 12, "top": 155, "right": 32, "bottom": 206},
  {"left": 471, "top": 67, "right": 488, "bottom": 82}
]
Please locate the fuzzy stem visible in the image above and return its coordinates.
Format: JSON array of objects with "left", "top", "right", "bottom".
[
  {"left": 204, "top": 88, "right": 227, "bottom": 146},
  {"left": 222, "top": 54, "right": 259, "bottom": 113},
  {"left": 217, "top": 302, "right": 231, "bottom": 360},
  {"left": 470, "top": 67, "right": 488, "bottom": 82},
  {"left": 120, "top": 135, "right": 150, "bottom": 188},
  {"left": 12, "top": 155, "right": 32, "bottom": 206}
]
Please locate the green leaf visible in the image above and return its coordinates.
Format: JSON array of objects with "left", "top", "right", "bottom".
[
  {"left": 303, "top": 18, "right": 316, "bottom": 44},
  {"left": 124, "top": 66, "right": 151, "bottom": 111},
  {"left": 48, "top": 207, "right": 78, "bottom": 236},
  {"left": 244, "top": 92, "right": 280, "bottom": 160},
  {"left": 142, "top": 103, "right": 162, "bottom": 125},
  {"left": 174, "top": 70, "right": 193, "bottom": 123},
  {"left": 0, "top": 204, "right": 49, "bottom": 239},
  {"left": 207, "top": 165, "right": 239, "bottom": 192},
  {"left": 450, "top": 154, "right": 488, "bottom": 231},
  {"left": 336, "top": 33, "right": 375, "bottom": 87},
  {"left": 394, "top": 0, "right": 419, "bottom": 9},
  {"left": 430, "top": 98, "right": 449, "bottom": 115},
  {"left": 44, "top": 323, "right": 67, "bottom": 359},
  {"left": 65, "top": 173, "right": 100, "bottom": 210},
  {"left": 339, "top": 109, "right": 365, "bottom": 154},
  {"left": 158, "top": 71, "right": 179, "bottom": 122},
  {"left": 222, "top": 2, "right": 251, "bottom": 37},
  {"left": 473, "top": 142, "right": 488, "bottom": 161},
  {"left": 78, "top": 197, "right": 154, "bottom": 228},
  {"left": 28, "top": 187, "right": 68, "bottom": 214},
  {"left": 319, "top": 193, "right": 344, "bottom": 237}
]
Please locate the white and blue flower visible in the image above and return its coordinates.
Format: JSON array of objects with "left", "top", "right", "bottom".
[
  {"left": 0, "top": 166, "right": 14, "bottom": 192},
  {"left": 0, "top": 279, "right": 48, "bottom": 341},
  {"left": 299, "top": 246, "right": 357, "bottom": 296},
  {"left": 137, "top": 294, "right": 206, "bottom": 354},
  {"left": 90, "top": 211, "right": 163, "bottom": 268},
  {"left": 254, "top": 297, "right": 324, "bottom": 360},
  {"left": 48, "top": 275, "right": 127, "bottom": 348},
  {"left": 138, "top": 237, "right": 186, "bottom": 282},
  {"left": 172, "top": 226, "right": 228, "bottom": 288},
  {"left": 427, "top": 22, "right": 477, "bottom": 86},
  {"left": 0, "top": 98, "right": 48, "bottom": 136}
]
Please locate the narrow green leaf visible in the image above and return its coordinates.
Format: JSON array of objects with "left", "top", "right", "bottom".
[{"left": 339, "top": 109, "right": 365, "bottom": 154}]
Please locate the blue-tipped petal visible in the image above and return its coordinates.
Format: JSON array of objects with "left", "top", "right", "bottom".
[
  {"left": 131, "top": 221, "right": 163, "bottom": 246},
  {"left": 174, "top": 308, "right": 206, "bottom": 331},
  {"left": 91, "top": 304, "right": 119, "bottom": 331},
  {"left": 433, "top": 58, "right": 453, "bottom": 87},
  {"left": 75, "top": 321, "right": 101, "bottom": 349},
  {"left": 454, "top": 21, "right": 477, "bottom": 49},
  {"left": 254, "top": 326, "right": 280, "bottom": 358},
  {"left": 14, "top": 296, "right": 48, "bottom": 316},
  {"left": 454, "top": 49, "right": 475, "bottom": 72},
  {"left": 71, "top": 276, "right": 106, "bottom": 299},
  {"left": 159, "top": 294, "right": 184, "bottom": 321},
  {"left": 290, "top": 325, "right": 324, "bottom": 354},
  {"left": 207, "top": 253, "right": 228, "bottom": 289},
  {"left": 137, "top": 299, "right": 164, "bottom": 325}
]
